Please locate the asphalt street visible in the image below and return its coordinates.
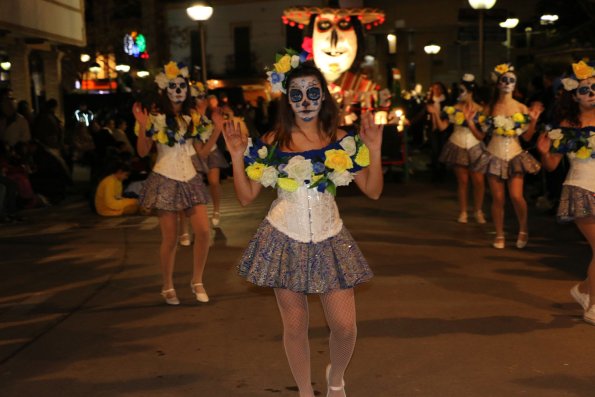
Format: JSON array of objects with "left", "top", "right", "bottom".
[{"left": 0, "top": 177, "right": 593, "bottom": 397}]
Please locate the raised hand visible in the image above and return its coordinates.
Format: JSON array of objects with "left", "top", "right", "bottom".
[
  {"left": 132, "top": 102, "right": 149, "bottom": 128},
  {"left": 359, "top": 111, "right": 383, "bottom": 151},
  {"left": 222, "top": 120, "right": 248, "bottom": 158},
  {"left": 528, "top": 102, "right": 544, "bottom": 121},
  {"left": 463, "top": 102, "right": 476, "bottom": 123},
  {"left": 536, "top": 131, "right": 551, "bottom": 155}
]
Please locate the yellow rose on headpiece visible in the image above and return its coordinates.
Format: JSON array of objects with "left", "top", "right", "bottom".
[
  {"left": 494, "top": 64, "right": 509, "bottom": 74},
  {"left": 164, "top": 61, "right": 181, "bottom": 79},
  {"left": 274, "top": 55, "right": 292, "bottom": 74},
  {"left": 572, "top": 61, "right": 595, "bottom": 80}
]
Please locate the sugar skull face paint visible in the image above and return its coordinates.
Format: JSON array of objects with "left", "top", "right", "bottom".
[
  {"left": 575, "top": 77, "right": 595, "bottom": 108},
  {"left": 457, "top": 85, "right": 468, "bottom": 102},
  {"left": 498, "top": 72, "right": 516, "bottom": 94},
  {"left": 288, "top": 76, "right": 324, "bottom": 122},
  {"left": 312, "top": 13, "right": 358, "bottom": 82},
  {"left": 167, "top": 77, "right": 188, "bottom": 104}
]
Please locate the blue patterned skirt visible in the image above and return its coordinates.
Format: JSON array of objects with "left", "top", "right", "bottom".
[
  {"left": 238, "top": 219, "right": 373, "bottom": 294},
  {"left": 557, "top": 185, "right": 595, "bottom": 222},
  {"left": 139, "top": 172, "right": 210, "bottom": 212}
]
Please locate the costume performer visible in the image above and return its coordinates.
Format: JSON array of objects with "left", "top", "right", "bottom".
[
  {"left": 537, "top": 60, "right": 595, "bottom": 325},
  {"left": 222, "top": 52, "right": 383, "bottom": 397},
  {"left": 427, "top": 73, "right": 487, "bottom": 224},
  {"left": 471, "top": 64, "right": 543, "bottom": 249},
  {"left": 132, "top": 61, "right": 220, "bottom": 305}
]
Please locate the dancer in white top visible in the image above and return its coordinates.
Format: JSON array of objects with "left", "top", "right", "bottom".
[
  {"left": 537, "top": 60, "right": 595, "bottom": 325},
  {"left": 427, "top": 73, "right": 486, "bottom": 224},
  {"left": 469, "top": 64, "right": 543, "bottom": 249}
]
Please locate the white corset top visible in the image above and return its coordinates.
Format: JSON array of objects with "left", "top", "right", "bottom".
[
  {"left": 266, "top": 185, "right": 343, "bottom": 243},
  {"left": 153, "top": 141, "right": 197, "bottom": 181},
  {"left": 565, "top": 157, "right": 595, "bottom": 192},
  {"left": 487, "top": 135, "right": 522, "bottom": 161},
  {"left": 449, "top": 125, "right": 480, "bottom": 149}
]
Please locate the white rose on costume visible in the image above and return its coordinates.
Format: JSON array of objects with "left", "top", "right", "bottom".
[
  {"left": 290, "top": 55, "right": 300, "bottom": 68},
  {"left": 257, "top": 146, "right": 268, "bottom": 159},
  {"left": 285, "top": 155, "right": 313, "bottom": 184},
  {"left": 547, "top": 128, "right": 564, "bottom": 140},
  {"left": 244, "top": 138, "right": 253, "bottom": 157},
  {"left": 329, "top": 170, "right": 354, "bottom": 186},
  {"left": 493, "top": 115, "right": 507, "bottom": 129},
  {"left": 568, "top": 151, "right": 576, "bottom": 160},
  {"left": 515, "top": 128, "right": 524, "bottom": 136},
  {"left": 152, "top": 114, "right": 167, "bottom": 131},
  {"left": 339, "top": 136, "right": 357, "bottom": 156},
  {"left": 260, "top": 166, "right": 278, "bottom": 188},
  {"left": 502, "top": 118, "right": 515, "bottom": 131}
]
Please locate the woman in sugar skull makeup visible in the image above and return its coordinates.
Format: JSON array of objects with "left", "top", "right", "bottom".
[
  {"left": 132, "top": 62, "right": 223, "bottom": 305},
  {"left": 537, "top": 60, "right": 595, "bottom": 325},
  {"left": 470, "top": 64, "right": 543, "bottom": 249},
  {"left": 222, "top": 54, "right": 383, "bottom": 397},
  {"left": 427, "top": 73, "right": 487, "bottom": 224}
]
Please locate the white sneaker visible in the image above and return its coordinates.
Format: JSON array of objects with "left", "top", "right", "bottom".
[
  {"left": 570, "top": 284, "right": 589, "bottom": 311},
  {"left": 584, "top": 306, "right": 595, "bottom": 326},
  {"left": 179, "top": 233, "right": 191, "bottom": 246}
]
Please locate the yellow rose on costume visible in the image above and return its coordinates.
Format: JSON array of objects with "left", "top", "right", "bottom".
[
  {"left": 495, "top": 64, "right": 509, "bottom": 74},
  {"left": 164, "top": 61, "right": 181, "bottom": 79},
  {"left": 505, "top": 129, "right": 516, "bottom": 137},
  {"left": 324, "top": 149, "right": 353, "bottom": 173},
  {"left": 454, "top": 112, "right": 465, "bottom": 125},
  {"left": 576, "top": 146, "right": 592, "bottom": 160},
  {"left": 156, "top": 129, "right": 169, "bottom": 144},
  {"left": 553, "top": 139, "right": 560, "bottom": 149},
  {"left": 478, "top": 115, "right": 486, "bottom": 124},
  {"left": 355, "top": 145, "right": 370, "bottom": 167},
  {"left": 274, "top": 55, "right": 292, "bottom": 74},
  {"left": 277, "top": 177, "right": 299, "bottom": 192},
  {"left": 495, "top": 127, "right": 504, "bottom": 135},
  {"left": 572, "top": 61, "right": 595, "bottom": 80},
  {"left": 246, "top": 163, "right": 266, "bottom": 181},
  {"left": 191, "top": 111, "right": 202, "bottom": 126},
  {"left": 512, "top": 113, "right": 525, "bottom": 123},
  {"left": 444, "top": 106, "right": 455, "bottom": 115}
]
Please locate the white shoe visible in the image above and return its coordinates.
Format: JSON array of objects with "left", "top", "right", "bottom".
[
  {"left": 179, "top": 233, "right": 191, "bottom": 246},
  {"left": 191, "top": 282, "right": 209, "bottom": 303},
  {"left": 570, "top": 284, "right": 589, "bottom": 311},
  {"left": 160, "top": 289, "right": 180, "bottom": 306},
  {"left": 493, "top": 235, "right": 505, "bottom": 249},
  {"left": 474, "top": 210, "right": 487, "bottom": 224},
  {"left": 212, "top": 211, "right": 220, "bottom": 228},
  {"left": 584, "top": 306, "right": 595, "bottom": 326},
  {"left": 457, "top": 212, "right": 468, "bottom": 224},
  {"left": 326, "top": 364, "right": 345, "bottom": 397},
  {"left": 516, "top": 232, "right": 528, "bottom": 249}
]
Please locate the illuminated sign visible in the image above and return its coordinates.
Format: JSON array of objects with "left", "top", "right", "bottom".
[{"left": 123, "top": 32, "right": 149, "bottom": 59}]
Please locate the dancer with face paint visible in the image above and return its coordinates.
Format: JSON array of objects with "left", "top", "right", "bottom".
[
  {"left": 222, "top": 53, "right": 383, "bottom": 397},
  {"left": 427, "top": 74, "right": 487, "bottom": 223},
  {"left": 132, "top": 62, "right": 220, "bottom": 305},
  {"left": 471, "top": 64, "right": 543, "bottom": 249},
  {"left": 537, "top": 60, "right": 595, "bottom": 325}
]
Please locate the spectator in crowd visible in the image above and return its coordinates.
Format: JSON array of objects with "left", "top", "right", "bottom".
[
  {"left": 112, "top": 117, "right": 134, "bottom": 154},
  {"left": 71, "top": 121, "right": 96, "bottom": 166},
  {"left": 0, "top": 89, "right": 31, "bottom": 147},
  {"left": 16, "top": 100, "right": 34, "bottom": 130},
  {"left": 94, "top": 161, "right": 139, "bottom": 217},
  {"left": 33, "top": 98, "right": 64, "bottom": 150}
]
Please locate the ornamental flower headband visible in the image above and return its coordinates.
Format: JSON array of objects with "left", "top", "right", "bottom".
[
  {"left": 266, "top": 40, "right": 313, "bottom": 94},
  {"left": 491, "top": 63, "right": 515, "bottom": 82},
  {"left": 155, "top": 61, "right": 189, "bottom": 89},
  {"left": 190, "top": 81, "right": 206, "bottom": 98},
  {"left": 561, "top": 60, "right": 595, "bottom": 91}
]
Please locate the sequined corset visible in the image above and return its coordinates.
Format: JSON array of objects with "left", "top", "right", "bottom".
[
  {"left": 565, "top": 158, "right": 595, "bottom": 192},
  {"left": 449, "top": 125, "right": 480, "bottom": 149},
  {"left": 266, "top": 185, "right": 343, "bottom": 243},
  {"left": 487, "top": 135, "right": 522, "bottom": 161},
  {"left": 153, "top": 141, "right": 197, "bottom": 182}
]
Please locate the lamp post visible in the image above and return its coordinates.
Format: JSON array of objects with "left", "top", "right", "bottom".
[
  {"left": 424, "top": 42, "right": 441, "bottom": 83},
  {"left": 468, "top": 0, "right": 497, "bottom": 83},
  {"left": 499, "top": 18, "right": 518, "bottom": 62},
  {"left": 186, "top": 2, "right": 214, "bottom": 84}
]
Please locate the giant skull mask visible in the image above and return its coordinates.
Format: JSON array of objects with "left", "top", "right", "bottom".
[{"left": 312, "top": 13, "right": 358, "bottom": 83}]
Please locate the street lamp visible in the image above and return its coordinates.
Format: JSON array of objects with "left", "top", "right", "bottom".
[
  {"left": 186, "top": 1, "right": 214, "bottom": 84},
  {"left": 540, "top": 14, "right": 559, "bottom": 25},
  {"left": 468, "top": 0, "right": 497, "bottom": 82},
  {"left": 424, "top": 42, "right": 441, "bottom": 82},
  {"left": 387, "top": 34, "right": 397, "bottom": 54},
  {"left": 499, "top": 18, "right": 518, "bottom": 61}
]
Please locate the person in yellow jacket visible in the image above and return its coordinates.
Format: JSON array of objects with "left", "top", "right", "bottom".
[{"left": 94, "top": 162, "right": 139, "bottom": 216}]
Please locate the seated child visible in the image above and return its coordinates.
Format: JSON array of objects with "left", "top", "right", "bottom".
[{"left": 95, "top": 161, "right": 139, "bottom": 216}]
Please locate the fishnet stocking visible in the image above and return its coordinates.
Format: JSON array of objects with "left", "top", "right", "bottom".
[
  {"left": 274, "top": 288, "right": 314, "bottom": 397},
  {"left": 321, "top": 289, "right": 356, "bottom": 397}
]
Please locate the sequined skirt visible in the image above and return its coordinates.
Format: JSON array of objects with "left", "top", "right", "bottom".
[
  {"left": 238, "top": 219, "right": 373, "bottom": 294},
  {"left": 207, "top": 148, "right": 229, "bottom": 169},
  {"left": 439, "top": 141, "right": 484, "bottom": 168},
  {"left": 557, "top": 185, "right": 595, "bottom": 222},
  {"left": 472, "top": 151, "right": 541, "bottom": 180},
  {"left": 139, "top": 172, "right": 210, "bottom": 212}
]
